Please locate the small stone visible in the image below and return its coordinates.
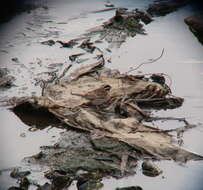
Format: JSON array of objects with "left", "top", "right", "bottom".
[
  {"left": 52, "top": 175, "right": 72, "bottom": 189},
  {"left": 36, "top": 183, "right": 52, "bottom": 190},
  {"left": 20, "top": 133, "right": 26, "bottom": 137},
  {"left": 41, "top": 40, "right": 55, "bottom": 46},
  {"left": 142, "top": 161, "right": 162, "bottom": 177},
  {"left": 10, "top": 168, "right": 31, "bottom": 179},
  {"left": 44, "top": 170, "right": 72, "bottom": 189},
  {"left": 105, "top": 2, "right": 115, "bottom": 8},
  {"left": 19, "top": 177, "right": 30, "bottom": 189},
  {"left": 33, "top": 151, "right": 45, "bottom": 159},
  {"left": 11, "top": 57, "right": 19, "bottom": 63},
  {"left": 28, "top": 127, "right": 38, "bottom": 132},
  {"left": 57, "top": 40, "right": 78, "bottom": 48},
  {"left": 77, "top": 178, "right": 103, "bottom": 190}
]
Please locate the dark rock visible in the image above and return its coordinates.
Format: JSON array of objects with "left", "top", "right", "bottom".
[
  {"left": 115, "top": 8, "right": 128, "bottom": 22},
  {"left": 36, "top": 183, "right": 52, "bottom": 190},
  {"left": 19, "top": 177, "right": 30, "bottom": 189},
  {"left": 52, "top": 175, "right": 72, "bottom": 189},
  {"left": 78, "top": 171, "right": 104, "bottom": 181},
  {"left": 184, "top": 14, "right": 203, "bottom": 44},
  {"left": 11, "top": 57, "right": 19, "bottom": 63},
  {"left": 57, "top": 39, "right": 78, "bottom": 48},
  {"left": 8, "top": 177, "right": 30, "bottom": 190},
  {"left": 41, "top": 40, "right": 55, "bottom": 46},
  {"left": 147, "top": 0, "right": 191, "bottom": 16},
  {"left": 77, "top": 178, "right": 103, "bottom": 190},
  {"left": 116, "top": 8, "right": 128, "bottom": 15},
  {"left": 134, "top": 9, "right": 153, "bottom": 24},
  {"left": 150, "top": 73, "right": 166, "bottom": 85},
  {"left": 142, "top": 161, "right": 162, "bottom": 177},
  {"left": 44, "top": 170, "right": 72, "bottom": 190},
  {"left": 8, "top": 187, "right": 23, "bottom": 190},
  {"left": 116, "top": 186, "right": 143, "bottom": 190},
  {"left": 10, "top": 168, "right": 31, "bottom": 179}
]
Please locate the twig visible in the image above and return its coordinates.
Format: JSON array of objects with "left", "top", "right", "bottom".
[
  {"left": 145, "top": 116, "right": 189, "bottom": 125},
  {"left": 55, "top": 64, "right": 72, "bottom": 84},
  {"left": 125, "top": 48, "right": 165, "bottom": 74},
  {"left": 35, "top": 70, "right": 58, "bottom": 96},
  {"left": 96, "top": 47, "right": 103, "bottom": 53},
  {"left": 35, "top": 65, "right": 72, "bottom": 95}
]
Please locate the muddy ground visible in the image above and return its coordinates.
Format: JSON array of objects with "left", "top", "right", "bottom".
[{"left": 0, "top": 0, "right": 203, "bottom": 190}]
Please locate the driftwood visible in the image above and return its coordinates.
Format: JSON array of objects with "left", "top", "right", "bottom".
[{"left": 11, "top": 59, "right": 203, "bottom": 163}]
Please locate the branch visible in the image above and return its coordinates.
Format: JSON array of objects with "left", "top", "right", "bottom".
[
  {"left": 35, "top": 65, "right": 72, "bottom": 96},
  {"left": 125, "top": 48, "right": 165, "bottom": 74},
  {"left": 55, "top": 64, "right": 73, "bottom": 84}
]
